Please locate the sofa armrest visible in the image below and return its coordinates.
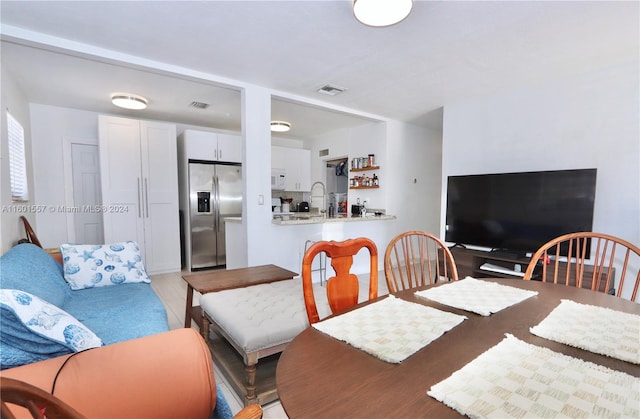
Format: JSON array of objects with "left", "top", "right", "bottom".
[{"left": 1, "top": 328, "right": 216, "bottom": 418}]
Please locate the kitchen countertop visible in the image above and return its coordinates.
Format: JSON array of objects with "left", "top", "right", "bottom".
[
  {"left": 273, "top": 213, "right": 396, "bottom": 225},
  {"left": 224, "top": 217, "right": 242, "bottom": 223}
]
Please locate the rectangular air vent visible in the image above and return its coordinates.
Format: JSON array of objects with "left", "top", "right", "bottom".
[
  {"left": 319, "top": 149, "right": 329, "bottom": 157},
  {"left": 189, "top": 101, "right": 210, "bottom": 109},
  {"left": 316, "top": 84, "right": 347, "bottom": 96}
]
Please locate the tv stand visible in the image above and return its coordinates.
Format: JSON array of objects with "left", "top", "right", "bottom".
[
  {"left": 450, "top": 248, "right": 529, "bottom": 279},
  {"left": 449, "top": 247, "right": 611, "bottom": 293},
  {"left": 489, "top": 248, "right": 527, "bottom": 260}
]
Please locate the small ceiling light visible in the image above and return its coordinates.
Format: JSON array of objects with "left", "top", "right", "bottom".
[
  {"left": 353, "top": 0, "right": 413, "bottom": 27},
  {"left": 111, "top": 93, "right": 147, "bottom": 110},
  {"left": 271, "top": 121, "right": 291, "bottom": 132}
]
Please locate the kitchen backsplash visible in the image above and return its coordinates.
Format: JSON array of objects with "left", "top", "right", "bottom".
[{"left": 271, "top": 191, "right": 307, "bottom": 208}]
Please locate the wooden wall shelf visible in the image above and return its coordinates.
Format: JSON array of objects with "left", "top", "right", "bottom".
[{"left": 350, "top": 166, "right": 380, "bottom": 172}]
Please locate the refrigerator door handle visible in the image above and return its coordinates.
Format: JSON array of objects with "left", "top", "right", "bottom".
[
  {"left": 211, "top": 176, "right": 216, "bottom": 232},
  {"left": 213, "top": 175, "right": 220, "bottom": 231}
]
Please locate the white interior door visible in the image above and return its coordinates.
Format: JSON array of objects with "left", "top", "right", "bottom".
[{"left": 71, "top": 143, "right": 103, "bottom": 244}]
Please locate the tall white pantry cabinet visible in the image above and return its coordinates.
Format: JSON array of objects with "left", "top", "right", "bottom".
[{"left": 98, "top": 115, "right": 180, "bottom": 275}]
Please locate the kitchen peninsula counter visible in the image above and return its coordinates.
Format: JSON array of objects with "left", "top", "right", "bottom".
[{"left": 273, "top": 213, "right": 395, "bottom": 225}]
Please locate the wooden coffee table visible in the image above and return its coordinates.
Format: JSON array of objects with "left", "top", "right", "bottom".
[{"left": 182, "top": 264, "right": 298, "bottom": 329}]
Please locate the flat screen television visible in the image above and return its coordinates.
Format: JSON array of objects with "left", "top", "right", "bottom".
[{"left": 444, "top": 168, "right": 597, "bottom": 257}]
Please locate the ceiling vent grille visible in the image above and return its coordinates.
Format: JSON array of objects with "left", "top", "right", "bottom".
[
  {"left": 189, "top": 101, "right": 210, "bottom": 109},
  {"left": 316, "top": 84, "right": 347, "bottom": 96}
]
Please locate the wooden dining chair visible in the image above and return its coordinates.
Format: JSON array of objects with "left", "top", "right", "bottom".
[
  {"left": 301, "top": 237, "right": 378, "bottom": 324},
  {"left": 523, "top": 232, "right": 640, "bottom": 302},
  {"left": 19, "top": 216, "right": 43, "bottom": 248},
  {"left": 0, "top": 376, "right": 263, "bottom": 419},
  {"left": 384, "top": 230, "right": 459, "bottom": 293},
  {"left": 0, "top": 376, "right": 86, "bottom": 419}
]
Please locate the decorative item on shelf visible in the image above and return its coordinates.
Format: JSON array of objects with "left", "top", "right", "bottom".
[
  {"left": 349, "top": 173, "right": 379, "bottom": 189},
  {"left": 351, "top": 155, "right": 375, "bottom": 170}
]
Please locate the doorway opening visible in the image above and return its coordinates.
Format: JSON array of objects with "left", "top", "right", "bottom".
[{"left": 325, "top": 158, "right": 348, "bottom": 215}]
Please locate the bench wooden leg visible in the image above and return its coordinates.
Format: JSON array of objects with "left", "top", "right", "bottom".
[
  {"left": 244, "top": 363, "right": 257, "bottom": 405},
  {"left": 201, "top": 312, "right": 210, "bottom": 340}
]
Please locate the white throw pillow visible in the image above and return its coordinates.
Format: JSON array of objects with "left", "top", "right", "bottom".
[
  {"left": 0, "top": 289, "right": 103, "bottom": 352},
  {"left": 60, "top": 241, "right": 151, "bottom": 290}
]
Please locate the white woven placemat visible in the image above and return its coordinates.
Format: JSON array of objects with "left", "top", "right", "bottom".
[
  {"left": 428, "top": 334, "right": 640, "bottom": 418},
  {"left": 531, "top": 299, "right": 640, "bottom": 365},
  {"left": 415, "top": 277, "right": 538, "bottom": 316},
  {"left": 312, "top": 295, "right": 466, "bottom": 363}
]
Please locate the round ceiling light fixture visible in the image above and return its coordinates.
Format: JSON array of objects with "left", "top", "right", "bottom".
[
  {"left": 270, "top": 121, "right": 291, "bottom": 132},
  {"left": 353, "top": 0, "right": 413, "bottom": 27},
  {"left": 111, "top": 93, "right": 148, "bottom": 110}
]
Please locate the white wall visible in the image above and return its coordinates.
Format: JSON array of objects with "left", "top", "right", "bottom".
[
  {"left": 0, "top": 69, "right": 34, "bottom": 252},
  {"left": 441, "top": 61, "right": 639, "bottom": 246},
  {"left": 29, "top": 104, "right": 100, "bottom": 248},
  {"left": 385, "top": 121, "right": 442, "bottom": 238}
]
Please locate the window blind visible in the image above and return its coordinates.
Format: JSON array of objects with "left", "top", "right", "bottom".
[{"left": 7, "top": 111, "right": 29, "bottom": 201}]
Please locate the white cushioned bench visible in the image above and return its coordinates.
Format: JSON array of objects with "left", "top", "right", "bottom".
[{"left": 199, "top": 279, "right": 331, "bottom": 405}]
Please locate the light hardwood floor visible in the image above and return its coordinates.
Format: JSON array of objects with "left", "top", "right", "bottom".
[{"left": 150, "top": 270, "right": 289, "bottom": 419}]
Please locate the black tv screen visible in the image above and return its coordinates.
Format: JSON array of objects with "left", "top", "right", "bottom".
[{"left": 444, "top": 169, "right": 597, "bottom": 256}]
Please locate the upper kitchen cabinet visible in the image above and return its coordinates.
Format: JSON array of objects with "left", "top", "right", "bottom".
[
  {"left": 98, "top": 115, "right": 180, "bottom": 275},
  {"left": 180, "top": 129, "right": 242, "bottom": 163},
  {"left": 272, "top": 146, "right": 311, "bottom": 192}
]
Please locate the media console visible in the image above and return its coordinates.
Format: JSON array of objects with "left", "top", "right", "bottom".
[{"left": 448, "top": 247, "right": 612, "bottom": 293}]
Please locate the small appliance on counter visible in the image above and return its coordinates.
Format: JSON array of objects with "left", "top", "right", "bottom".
[
  {"left": 351, "top": 198, "right": 366, "bottom": 216},
  {"left": 297, "top": 201, "right": 310, "bottom": 212},
  {"left": 271, "top": 198, "right": 281, "bottom": 213}
]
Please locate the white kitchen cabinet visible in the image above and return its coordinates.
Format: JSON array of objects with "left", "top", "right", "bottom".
[
  {"left": 272, "top": 146, "right": 311, "bottom": 192},
  {"left": 216, "top": 133, "right": 243, "bottom": 163},
  {"left": 98, "top": 115, "right": 180, "bottom": 274},
  {"left": 180, "top": 129, "right": 242, "bottom": 163}
]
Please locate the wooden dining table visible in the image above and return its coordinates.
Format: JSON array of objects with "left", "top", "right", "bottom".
[{"left": 275, "top": 278, "right": 640, "bottom": 418}]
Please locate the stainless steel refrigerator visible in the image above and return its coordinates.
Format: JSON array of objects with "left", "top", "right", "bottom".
[{"left": 188, "top": 161, "right": 242, "bottom": 269}]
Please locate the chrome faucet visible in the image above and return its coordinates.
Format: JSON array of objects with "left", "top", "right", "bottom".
[{"left": 310, "top": 181, "right": 326, "bottom": 215}]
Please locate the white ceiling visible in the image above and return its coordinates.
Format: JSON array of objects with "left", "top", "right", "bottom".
[{"left": 1, "top": 1, "right": 637, "bottom": 139}]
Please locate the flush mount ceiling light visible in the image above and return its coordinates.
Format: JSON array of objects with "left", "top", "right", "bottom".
[
  {"left": 271, "top": 121, "right": 291, "bottom": 132},
  {"left": 353, "top": 0, "right": 413, "bottom": 27},
  {"left": 111, "top": 93, "right": 147, "bottom": 110}
]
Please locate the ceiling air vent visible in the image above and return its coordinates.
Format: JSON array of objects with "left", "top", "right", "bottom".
[
  {"left": 189, "top": 101, "right": 210, "bottom": 109},
  {"left": 316, "top": 84, "right": 347, "bottom": 96}
]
